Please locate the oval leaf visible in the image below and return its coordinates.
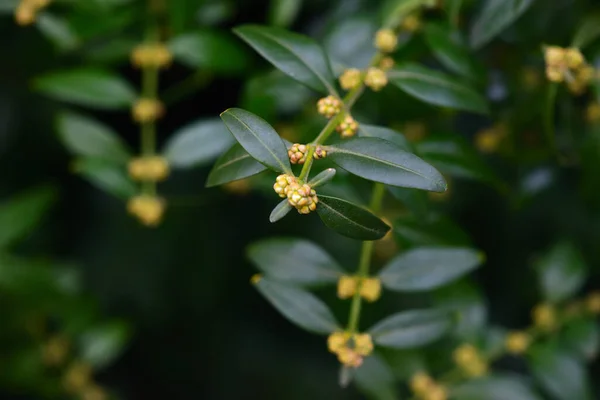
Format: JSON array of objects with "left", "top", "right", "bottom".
[
  {"left": 451, "top": 374, "right": 542, "bottom": 400},
  {"left": 359, "top": 124, "right": 412, "bottom": 151},
  {"left": 247, "top": 238, "right": 343, "bottom": 285},
  {"left": 234, "top": 24, "right": 337, "bottom": 95},
  {"left": 254, "top": 277, "right": 339, "bottom": 334},
  {"left": 205, "top": 143, "right": 268, "bottom": 187},
  {"left": 34, "top": 68, "right": 136, "bottom": 109},
  {"left": 469, "top": 0, "right": 534, "bottom": 49},
  {"left": 317, "top": 195, "right": 390, "bottom": 241},
  {"left": 327, "top": 137, "right": 446, "bottom": 192},
  {"left": 308, "top": 168, "right": 336, "bottom": 188},
  {"left": 535, "top": 242, "right": 587, "bottom": 303},
  {"left": 57, "top": 112, "right": 130, "bottom": 163},
  {"left": 379, "top": 247, "right": 484, "bottom": 292},
  {"left": 73, "top": 158, "right": 136, "bottom": 199},
  {"left": 389, "top": 64, "right": 489, "bottom": 114},
  {"left": 220, "top": 108, "right": 291, "bottom": 173},
  {"left": 368, "top": 309, "right": 451, "bottom": 349},
  {"left": 269, "top": 199, "right": 293, "bottom": 223},
  {"left": 163, "top": 118, "right": 235, "bottom": 169}
]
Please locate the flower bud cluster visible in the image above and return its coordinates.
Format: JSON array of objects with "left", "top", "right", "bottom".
[
  {"left": 337, "top": 275, "right": 381, "bottom": 302},
  {"left": 453, "top": 344, "right": 488, "bottom": 378},
  {"left": 131, "top": 44, "right": 173, "bottom": 69},
  {"left": 544, "top": 46, "right": 595, "bottom": 94},
  {"left": 273, "top": 175, "right": 319, "bottom": 214},
  {"left": 128, "top": 156, "right": 170, "bottom": 182},
  {"left": 327, "top": 331, "right": 374, "bottom": 368},
  {"left": 127, "top": 195, "right": 166, "bottom": 226},
  {"left": 410, "top": 372, "right": 448, "bottom": 400}
]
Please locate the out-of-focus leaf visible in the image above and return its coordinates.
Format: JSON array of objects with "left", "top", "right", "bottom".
[
  {"left": 0, "top": 186, "right": 56, "bottom": 249},
  {"left": 324, "top": 17, "right": 377, "bottom": 73},
  {"left": 73, "top": 158, "right": 136, "bottom": 199},
  {"left": 247, "top": 238, "right": 343, "bottom": 286},
  {"left": 57, "top": 112, "right": 130, "bottom": 163},
  {"left": 359, "top": 124, "right": 412, "bottom": 151},
  {"left": 368, "top": 309, "right": 451, "bottom": 349},
  {"left": 354, "top": 354, "right": 398, "bottom": 400},
  {"left": 317, "top": 195, "right": 390, "bottom": 241},
  {"left": 0, "top": 0, "right": 18, "bottom": 12},
  {"left": 196, "top": 1, "right": 234, "bottom": 26},
  {"left": 394, "top": 214, "right": 472, "bottom": 248},
  {"left": 36, "top": 12, "right": 79, "bottom": 51},
  {"left": 381, "top": 0, "right": 436, "bottom": 29},
  {"left": 535, "top": 242, "right": 587, "bottom": 303},
  {"left": 571, "top": 13, "right": 600, "bottom": 49},
  {"left": 269, "top": 0, "right": 302, "bottom": 27},
  {"left": 561, "top": 317, "right": 599, "bottom": 361},
  {"left": 308, "top": 168, "right": 336, "bottom": 188},
  {"left": 234, "top": 25, "right": 338, "bottom": 95},
  {"left": 469, "top": 0, "right": 535, "bottom": 49},
  {"left": 451, "top": 374, "right": 541, "bottom": 400},
  {"left": 432, "top": 281, "right": 487, "bottom": 340},
  {"left": 327, "top": 137, "right": 446, "bottom": 191},
  {"left": 205, "top": 143, "right": 268, "bottom": 187},
  {"left": 254, "top": 277, "right": 340, "bottom": 334},
  {"left": 424, "top": 22, "right": 480, "bottom": 80},
  {"left": 34, "top": 69, "right": 136, "bottom": 109},
  {"left": 379, "top": 247, "right": 484, "bottom": 292},
  {"left": 163, "top": 118, "right": 234, "bottom": 169},
  {"left": 387, "top": 187, "right": 429, "bottom": 218},
  {"left": 79, "top": 321, "right": 131, "bottom": 370},
  {"left": 389, "top": 64, "right": 489, "bottom": 114}
]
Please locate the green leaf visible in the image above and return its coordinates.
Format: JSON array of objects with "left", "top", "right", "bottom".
[
  {"left": 168, "top": 31, "right": 250, "bottom": 74},
  {"left": 269, "top": 0, "right": 302, "bottom": 27},
  {"left": 529, "top": 345, "right": 592, "bottom": 400},
  {"left": 561, "top": 318, "right": 599, "bottom": 361},
  {"left": 324, "top": 17, "right": 377, "bottom": 72},
  {"left": 253, "top": 277, "right": 340, "bottom": 334},
  {"left": 79, "top": 320, "right": 131, "bottom": 370},
  {"left": 36, "top": 12, "right": 79, "bottom": 51},
  {"left": 205, "top": 143, "right": 268, "bottom": 187},
  {"left": 0, "top": 186, "right": 56, "bottom": 249},
  {"left": 424, "top": 22, "right": 480, "bottom": 80},
  {"left": 389, "top": 64, "right": 489, "bottom": 114},
  {"left": 469, "top": 0, "right": 535, "bottom": 49},
  {"left": 269, "top": 200, "right": 293, "bottom": 223},
  {"left": 308, "top": 168, "right": 337, "bottom": 188},
  {"left": 535, "top": 242, "right": 587, "bottom": 303},
  {"left": 57, "top": 112, "right": 130, "bottom": 163},
  {"left": 368, "top": 309, "right": 451, "bottom": 349},
  {"left": 0, "top": 0, "right": 18, "bottom": 13},
  {"left": 379, "top": 247, "right": 483, "bottom": 292},
  {"left": 394, "top": 213, "right": 472, "bottom": 248},
  {"left": 432, "top": 281, "right": 487, "bottom": 340},
  {"left": 220, "top": 108, "right": 291, "bottom": 173},
  {"left": 247, "top": 238, "right": 343, "bottom": 286},
  {"left": 327, "top": 137, "right": 446, "bottom": 192},
  {"left": 354, "top": 354, "right": 398, "bottom": 400},
  {"left": 34, "top": 68, "right": 136, "bottom": 109},
  {"left": 451, "top": 374, "right": 541, "bottom": 400},
  {"left": 163, "top": 118, "right": 234, "bottom": 169},
  {"left": 359, "top": 124, "right": 412, "bottom": 151},
  {"left": 73, "top": 158, "right": 136, "bottom": 199},
  {"left": 317, "top": 195, "right": 390, "bottom": 241},
  {"left": 571, "top": 13, "right": 600, "bottom": 49},
  {"left": 234, "top": 25, "right": 337, "bottom": 95}
]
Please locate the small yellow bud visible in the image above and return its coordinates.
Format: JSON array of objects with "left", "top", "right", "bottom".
[
  {"left": 336, "top": 347, "right": 363, "bottom": 368},
  {"left": 353, "top": 333, "right": 373, "bottom": 356},
  {"left": 42, "top": 335, "right": 70, "bottom": 367},
  {"left": 586, "top": 291, "right": 600, "bottom": 314},
  {"left": 131, "top": 44, "right": 172, "bottom": 69},
  {"left": 15, "top": 3, "right": 36, "bottom": 25},
  {"left": 127, "top": 195, "right": 166, "bottom": 227},
  {"left": 336, "top": 115, "right": 359, "bottom": 138},
  {"left": 360, "top": 277, "right": 381, "bottom": 302},
  {"left": 327, "top": 331, "right": 350, "bottom": 354},
  {"left": 379, "top": 56, "right": 395, "bottom": 71},
  {"left": 475, "top": 128, "right": 503, "bottom": 153},
  {"left": 464, "top": 359, "right": 488, "bottom": 377},
  {"left": 132, "top": 98, "right": 164, "bottom": 123},
  {"left": 375, "top": 29, "right": 398, "bottom": 53},
  {"left": 401, "top": 14, "right": 421, "bottom": 32},
  {"left": 565, "top": 48, "right": 585, "bottom": 69},
  {"left": 29, "top": 0, "right": 52, "bottom": 8},
  {"left": 544, "top": 46, "right": 566, "bottom": 67},
  {"left": 273, "top": 174, "right": 295, "bottom": 198},
  {"left": 505, "top": 331, "right": 530, "bottom": 355},
  {"left": 81, "top": 384, "right": 108, "bottom": 400},
  {"left": 545, "top": 66, "right": 564, "bottom": 82},
  {"left": 576, "top": 65, "right": 595, "bottom": 83},
  {"left": 286, "top": 182, "right": 318, "bottom": 214},
  {"left": 426, "top": 384, "right": 448, "bottom": 400},
  {"left": 128, "top": 156, "right": 170, "bottom": 182},
  {"left": 317, "top": 95, "right": 342, "bottom": 118},
  {"left": 337, "top": 275, "right": 358, "bottom": 299},
  {"left": 364, "top": 67, "right": 388, "bottom": 92},
  {"left": 62, "top": 361, "right": 92, "bottom": 394},
  {"left": 288, "top": 143, "right": 308, "bottom": 164},
  {"left": 313, "top": 145, "right": 327, "bottom": 160},
  {"left": 410, "top": 372, "right": 433, "bottom": 395},
  {"left": 453, "top": 344, "right": 479, "bottom": 366},
  {"left": 532, "top": 303, "right": 556, "bottom": 332},
  {"left": 250, "top": 274, "right": 262, "bottom": 285},
  {"left": 339, "top": 68, "right": 362, "bottom": 91}
]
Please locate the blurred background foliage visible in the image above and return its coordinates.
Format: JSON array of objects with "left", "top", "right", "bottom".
[{"left": 0, "top": 0, "right": 599, "bottom": 398}]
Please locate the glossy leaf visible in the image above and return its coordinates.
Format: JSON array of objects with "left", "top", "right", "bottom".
[
  {"left": 571, "top": 13, "right": 600, "bottom": 49},
  {"left": 205, "top": 143, "right": 268, "bottom": 187},
  {"left": 73, "top": 158, "right": 136, "bottom": 199},
  {"left": 247, "top": 238, "right": 343, "bottom": 285},
  {"left": 308, "top": 168, "right": 336, "bottom": 188},
  {"left": 234, "top": 25, "right": 337, "bottom": 95},
  {"left": 535, "top": 242, "right": 587, "bottom": 303},
  {"left": 424, "top": 22, "right": 480, "bottom": 80},
  {"left": 57, "top": 112, "right": 130, "bottom": 163},
  {"left": 451, "top": 374, "right": 541, "bottom": 400},
  {"left": 269, "top": 200, "right": 293, "bottom": 223},
  {"left": 327, "top": 137, "right": 446, "bottom": 192},
  {"left": 317, "top": 195, "right": 390, "bottom": 241},
  {"left": 359, "top": 124, "right": 412, "bottom": 151},
  {"left": 220, "top": 108, "right": 291, "bottom": 173},
  {"left": 379, "top": 247, "right": 484, "bottom": 292},
  {"left": 79, "top": 321, "right": 131, "bottom": 370},
  {"left": 562, "top": 318, "right": 599, "bottom": 361},
  {"left": 354, "top": 354, "right": 398, "bottom": 400},
  {"left": 163, "top": 118, "right": 235, "bottom": 169},
  {"left": 253, "top": 277, "right": 340, "bottom": 334},
  {"left": 389, "top": 64, "right": 489, "bottom": 114},
  {"left": 469, "top": 0, "right": 535, "bottom": 49},
  {"left": 368, "top": 309, "right": 451, "bottom": 349},
  {"left": 34, "top": 68, "right": 136, "bottom": 109}
]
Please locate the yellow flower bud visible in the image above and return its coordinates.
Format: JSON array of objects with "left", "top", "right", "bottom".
[
  {"left": 505, "top": 331, "right": 530, "bottom": 355},
  {"left": 273, "top": 174, "right": 295, "bottom": 198},
  {"left": 317, "top": 95, "right": 342, "bottom": 118},
  {"left": 336, "top": 115, "right": 359, "bottom": 138},
  {"left": 453, "top": 344, "right": 479, "bottom": 366},
  {"left": 532, "top": 303, "right": 556, "bottom": 332},
  {"left": 353, "top": 333, "right": 373, "bottom": 356},
  {"left": 336, "top": 347, "right": 363, "bottom": 368},
  {"left": 426, "top": 384, "right": 448, "bottom": 400},
  {"left": 339, "top": 68, "right": 362, "bottom": 91},
  {"left": 313, "top": 145, "right": 327, "bottom": 159},
  {"left": 327, "top": 331, "right": 350, "bottom": 354},
  {"left": 475, "top": 128, "right": 503, "bottom": 153},
  {"left": 128, "top": 156, "right": 170, "bottom": 182},
  {"left": 379, "top": 56, "right": 395, "bottom": 71},
  {"left": 364, "top": 67, "right": 388, "bottom": 91},
  {"left": 127, "top": 195, "right": 166, "bottom": 227},
  {"left": 375, "top": 29, "right": 398, "bottom": 53},
  {"left": 131, "top": 44, "right": 172, "bottom": 69},
  {"left": 401, "top": 14, "right": 421, "bottom": 32},
  {"left": 288, "top": 143, "right": 308, "bottom": 164},
  {"left": 587, "top": 291, "right": 600, "bottom": 314},
  {"left": 62, "top": 361, "right": 92, "bottom": 394},
  {"left": 410, "top": 372, "right": 433, "bottom": 395},
  {"left": 81, "top": 384, "right": 108, "bottom": 400},
  {"left": 544, "top": 46, "right": 566, "bottom": 67},
  {"left": 15, "top": 3, "right": 36, "bottom": 25},
  {"left": 42, "top": 335, "right": 70, "bottom": 367},
  {"left": 337, "top": 275, "right": 358, "bottom": 299},
  {"left": 545, "top": 66, "right": 564, "bottom": 82},
  {"left": 250, "top": 274, "right": 262, "bottom": 285},
  {"left": 132, "top": 98, "right": 164, "bottom": 123},
  {"left": 586, "top": 103, "right": 600, "bottom": 123},
  {"left": 286, "top": 183, "right": 318, "bottom": 214},
  {"left": 464, "top": 359, "right": 488, "bottom": 377},
  {"left": 360, "top": 277, "right": 381, "bottom": 302},
  {"left": 565, "top": 48, "right": 584, "bottom": 69}
]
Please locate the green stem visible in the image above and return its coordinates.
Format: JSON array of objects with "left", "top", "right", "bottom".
[{"left": 544, "top": 82, "right": 558, "bottom": 157}]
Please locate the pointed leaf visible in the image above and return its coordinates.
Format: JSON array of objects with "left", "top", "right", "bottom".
[
  {"left": 73, "top": 158, "right": 136, "bottom": 199},
  {"left": 469, "top": 0, "right": 534, "bottom": 49},
  {"left": 379, "top": 247, "right": 484, "bottom": 292},
  {"left": 317, "top": 195, "right": 390, "bottom": 241},
  {"left": 451, "top": 374, "right": 542, "bottom": 400},
  {"left": 327, "top": 137, "right": 446, "bottom": 192},
  {"left": 571, "top": 13, "right": 600, "bottom": 49},
  {"left": 308, "top": 168, "right": 336, "bottom": 188},
  {"left": 354, "top": 354, "right": 398, "bottom": 400},
  {"left": 253, "top": 277, "right": 340, "bottom": 334},
  {"left": 206, "top": 143, "right": 268, "bottom": 187},
  {"left": 36, "top": 12, "right": 79, "bottom": 51},
  {"left": 389, "top": 64, "right": 489, "bottom": 114},
  {"left": 234, "top": 24, "right": 337, "bottom": 95},
  {"left": 535, "top": 242, "right": 587, "bottom": 303},
  {"left": 368, "top": 309, "right": 451, "bottom": 349},
  {"left": 269, "top": 199, "right": 293, "bottom": 223},
  {"left": 247, "top": 238, "right": 343, "bottom": 285},
  {"left": 424, "top": 22, "right": 480, "bottom": 80},
  {"left": 220, "top": 108, "right": 291, "bottom": 173},
  {"left": 359, "top": 124, "right": 412, "bottom": 151}
]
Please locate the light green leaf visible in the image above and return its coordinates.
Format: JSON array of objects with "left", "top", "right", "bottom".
[
  {"left": 389, "top": 64, "right": 489, "bottom": 114},
  {"left": 308, "top": 168, "right": 337, "bottom": 188},
  {"left": 0, "top": 186, "right": 56, "bottom": 249},
  {"left": 247, "top": 238, "right": 343, "bottom": 285},
  {"left": 269, "top": 199, "right": 293, "bottom": 223},
  {"left": 205, "top": 143, "right": 268, "bottom": 187},
  {"left": 424, "top": 22, "right": 480, "bottom": 80},
  {"left": 317, "top": 195, "right": 390, "bottom": 241},
  {"left": 432, "top": 281, "right": 487, "bottom": 340},
  {"left": 79, "top": 321, "right": 131, "bottom": 370},
  {"left": 36, "top": 12, "right": 79, "bottom": 51},
  {"left": 359, "top": 124, "right": 412, "bottom": 151},
  {"left": 73, "top": 158, "right": 136, "bottom": 199},
  {"left": 562, "top": 318, "right": 599, "bottom": 361},
  {"left": 253, "top": 277, "right": 340, "bottom": 334},
  {"left": 354, "top": 354, "right": 398, "bottom": 400},
  {"left": 163, "top": 118, "right": 235, "bottom": 169},
  {"left": 234, "top": 24, "right": 337, "bottom": 95},
  {"left": 34, "top": 69, "right": 136, "bottom": 109},
  {"left": 327, "top": 137, "right": 446, "bottom": 192},
  {"left": 535, "top": 242, "right": 587, "bottom": 303},
  {"left": 379, "top": 247, "right": 484, "bottom": 292},
  {"left": 451, "top": 374, "right": 541, "bottom": 400},
  {"left": 220, "top": 108, "right": 291, "bottom": 173},
  {"left": 469, "top": 0, "right": 535, "bottom": 49},
  {"left": 269, "top": 0, "right": 302, "bottom": 27},
  {"left": 368, "top": 309, "right": 451, "bottom": 349},
  {"left": 57, "top": 112, "right": 130, "bottom": 163},
  {"left": 571, "top": 13, "right": 600, "bottom": 49}
]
